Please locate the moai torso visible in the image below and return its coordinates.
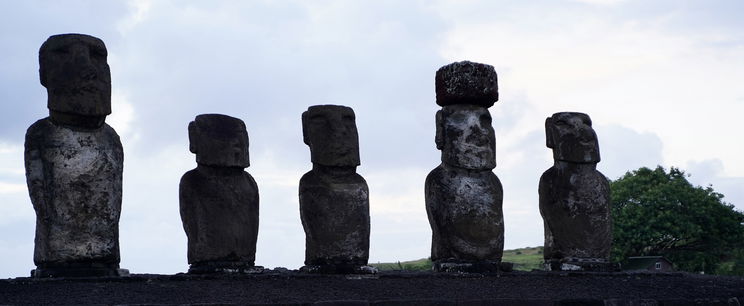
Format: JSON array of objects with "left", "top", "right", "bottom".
[
  {"left": 26, "top": 119, "right": 123, "bottom": 265},
  {"left": 539, "top": 112, "right": 612, "bottom": 270},
  {"left": 299, "top": 166, "right": 369, "bottom": 266},
  {"left": 179, "top": 114, "right": 260, "bottom": 273},
  {"left": 425, "top": 165, "right": 503, "bottom": 261},
  {"left": 425, "top": 61, "right": 504, "bottom": 272},
  {"left": 299, "top": 105, "right": 371, "bottom": 273},
  {"left": 24, "top": 34, "right": 124, "bottom": 277}
]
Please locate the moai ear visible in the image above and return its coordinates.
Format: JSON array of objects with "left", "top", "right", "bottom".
[
  {"left": 435, "top": 109, "right": 444, "bottom": 150},
  {"left": 545, "top": 117, "right": 555, "bottom": 149},
  {"left": 301, "top": 111, "right": 310, "bottom": 146},
  {"left": 188, "top": 121, "right": 198, "bottom": 154},
  {"left": 39, "top": 66, "right": 47, "bottom": 87}
]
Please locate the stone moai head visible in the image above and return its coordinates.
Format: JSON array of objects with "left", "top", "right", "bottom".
[
  {"left": 188, "top": 114, "right": 250, "bottom": 168},
  {"left": 39, "top": 34, "right": 112, "bottom": 120},
  {"left": 435, "top": 105, "right": 496, "bottom": 170},
  {"left": 302, "top": 105, "right": 360, "bottom": 167},
  {"left": 545, "top": 112, "right": 600, "bottom": 163},
  {"left": 434, "top": 61, "right": 498, "bottom": 170}
]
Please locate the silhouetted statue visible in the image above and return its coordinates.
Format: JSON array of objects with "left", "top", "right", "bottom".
[
  {"left": 25, "top": 34, "right": 126, "bottom": 277},
  {"left": 539, "top": 112, "right": 613, "bottom": 271},
  {"left": 426, "top": 61, "right": 505, "bottom": 272},
  {"left": 299, "top": 105, "right": 374, "bottom": 274},
  {"left": 179, "top": 114, "right": 261, "bottom": 274}
]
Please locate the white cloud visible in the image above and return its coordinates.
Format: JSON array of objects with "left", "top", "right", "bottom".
[{"left": 107, "top": 92, "right": 137, "bottom": 139}]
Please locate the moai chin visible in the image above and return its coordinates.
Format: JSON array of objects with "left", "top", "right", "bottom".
[
  {"left": 179, "top": 114, "right": 261, "bottom": 274},
  {"left": 425, "top": 61, "right": 505, "bottom": 273},
  {"left": 539, "top": 112, "right": 614, "bottom": 271},
  {"left": 24, "top": 34, "right": 126, "bottom": 278},
  {"left": 299, "top": 105, "right": 374, "bottom": 274}
]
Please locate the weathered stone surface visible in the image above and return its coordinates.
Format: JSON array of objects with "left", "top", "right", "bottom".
[
  {"left": 25, "top": 34, "right": 124, "bottom": 277},
  {"left": 180, "top": 114, "right": 259, "bottom": 273},
  {"left": 435, "top": 105, "right": 496, "bottom": 170},
  {"left": 539, "top": 112, "right": 612, "bottom": 271},
  {"left": 299, "top": 105, "right": 371, "bottom": 274},
  {"left": 435, "top": 61, "right": 498, "bottom": 108},
  {"left": 302, "top": 105, "right": 361, "bottom": 167},
  {"left": 40, "top": 34, "right": 112, "bottom": 119},
  {"left": 426, "top": 104, "right": 504, "bottom": 271},
  {"left": 188, "top": 114, "right": 250, "bottom": 168}
]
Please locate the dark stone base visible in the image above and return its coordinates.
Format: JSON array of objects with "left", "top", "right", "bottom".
[
  {"left": 188, "top": 261, "right": 263, "bottom": 274},
  {"left": 433, "top": 260, "right": 513, "bottom": 273},
  {"left": 300, "top": 264, "right": 378, "bottom": 274},
  {"left": 545, "top": 258, "right": 620, "bottom": 272},
  {"left": 32, "top": 262, "right": 128, "bottom": 278},
  {"left": 3, "top": 272, "right": 743, "bottom": 304}
]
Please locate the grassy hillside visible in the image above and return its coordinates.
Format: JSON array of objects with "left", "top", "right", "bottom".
[
  {"left": 371, "top": 246, "right": 545, "bottom": 272},
  {"left": 503, "top": 246, "right": 544, "bottom": 271},
  {"left": 370, "top": 258, "right": 432, "bottom": 271}
]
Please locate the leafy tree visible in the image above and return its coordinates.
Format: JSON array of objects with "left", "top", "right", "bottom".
[{"left": 611, "top": 166, "right": 744, "bottom": 274}]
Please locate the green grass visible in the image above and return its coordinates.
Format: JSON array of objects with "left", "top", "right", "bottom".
[
  {"left": 370, "top": 258, "right": 432, "bottom": 271},
  {"left": 371, "top": 246, "right": 545, "bottom": 272},
  {"left": 502, "top": 246, "right": 544, "bottom": 271}
]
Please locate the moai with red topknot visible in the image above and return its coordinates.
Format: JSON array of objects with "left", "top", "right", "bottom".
[{"left": 425, "top": 61, "right": 506, "bottom": 273}]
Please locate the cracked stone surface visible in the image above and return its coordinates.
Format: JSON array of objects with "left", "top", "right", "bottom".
[
  {"left": 180, "top": 114, "right": 259, "bottom": 273},
  {"left": 25, "top": 34, "right": 123, "bottom": 277},
  {"left": 427, "top": 63, "right": 504, "bottom": 271},
  {"left": 435, "top": 61, "right": 498, "bottom": 107},
  {"left": 299, "top": 105, "right": 370, "bottom": 273},
  {"left": 539, "top": 112, "right": 612, "bottom": 270}
]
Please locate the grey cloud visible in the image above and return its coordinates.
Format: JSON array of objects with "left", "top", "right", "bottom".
[
  {"left": 594, "top": 124, "right": 664, "bottom": 179},
  {"left": 0, "top": 1, "right": 130, "bottom": 142},
  {"left": 686, "top": 159, "right": 744, "bottom": 211}
]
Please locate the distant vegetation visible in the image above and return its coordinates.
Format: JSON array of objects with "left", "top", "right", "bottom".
[
  {"left": 371, "top": 257, "right": 432, "bottom": 271},
  {"left": 503, "top": 246, "right": 544, "bottom": 271},
  {"left": 370, "top": 246, "right": 544, "bottom": 272},
  {"left": 611, "top": 166, "right": 744, "bottom": 275}
]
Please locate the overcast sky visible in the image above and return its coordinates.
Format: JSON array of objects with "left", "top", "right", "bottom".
[{"left": 1, "top": 0, "right": 743, "bottom": 278}]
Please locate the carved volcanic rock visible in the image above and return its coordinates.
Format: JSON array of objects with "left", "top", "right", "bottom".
[
  {"left": 25, "top": 118, "right": 123, "bottom": 276},
  {"left": 539, "top": 163, "right": 611, "bottom": 262},
  {"left": 435, "top": 61, "right": 498, "bottom": 107},
  {"left": 427, "top": 103, "right": 503, "bottom": 271},
  {"left": 180, "top": 166, "right": 259, "bottom": 271},
  {"left": 539, "top": 112, "right": 612, "bottom": 270},
  {"left": 299, "top": 168, "right": 370, "bottom": 270},
  {"left": 40, "top": 34, "right": 112, "bottom": 117},
  {"left": 299, "top": 105, "right": 370, "bottom": 273},
  {"left": 425, "top": 165, "right": 504, "bottom": 264},
  {"left": 180, "top": 114, "right": 259, "bottom": 273},
  {"left": 25, "top": 33, "right": 124, "bottom": 278}
]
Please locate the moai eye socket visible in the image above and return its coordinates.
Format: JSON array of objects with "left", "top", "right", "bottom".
[
  {"left": 480, "top": 113, "right": 492, "bottom": 126},
  {"left": 310, "top": 114, "right": 328, "bottom": 126},
  {"left": 90, "top": 46, "right": 107, "bottom": 59},
  {"left": 52, "top": 46, "right": 69, "bottom": 55}
]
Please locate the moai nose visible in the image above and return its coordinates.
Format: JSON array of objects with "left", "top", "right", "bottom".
[{"left": 72, "top": 47, "right": 97, "bottom": 80}]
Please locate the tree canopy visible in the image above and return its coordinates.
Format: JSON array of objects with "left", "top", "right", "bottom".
[{"left": 611, "top": 166, "right": 744, "bottom": 274}]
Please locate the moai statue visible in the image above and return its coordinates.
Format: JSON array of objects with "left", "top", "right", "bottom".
[
  {"left": 539, "top": 112, "right": 613, "bottom": 271},
  {"left": 179, "top": 114, "right": 261, "bottom": 274},
  {"left": 299, "top": 105, "right": 374, "bottom": 274},
  {"left": 425, "top": 61, "right": 505, "bottom": 273},
  {"left": 24, "top": 34, "right": 126, "bottom": 277}
]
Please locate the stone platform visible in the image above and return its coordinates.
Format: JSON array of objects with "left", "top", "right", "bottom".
[{"left": 1, "top": 270, "right": 742, "bottom": 305}]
